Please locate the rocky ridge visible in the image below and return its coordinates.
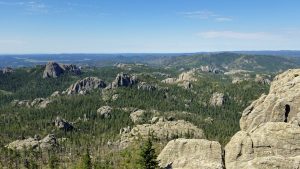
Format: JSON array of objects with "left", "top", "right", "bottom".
[
  {"left": 63, "top": 77, "right": 106, "bottom": 95},
  {"left": 43, "top": 62, "right": 81, "bottom": 78}
]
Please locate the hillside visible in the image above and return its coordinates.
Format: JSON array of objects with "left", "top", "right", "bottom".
[
  {"left": 155, "top": 52, "right": 300, "bottom": 72},
  {"left": 0, "top": 60, "right": 270, "bottom": 168}
]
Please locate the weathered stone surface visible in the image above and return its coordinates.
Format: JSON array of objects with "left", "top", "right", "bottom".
[
  {"left": 11, "top": 99, "right": 31, "bottom": 107},
  {"left": 137, "top": 82, "right": 157, "bottom": 91},
  {"left": 200, "top": 65, "right": 222, "bottom": 74},
  {"left": 54, "top": 116, "right": 74, "bottom": 131},
  {"left": 130, "top": 109, "right": 146, "bottom": 124},
  {"left": 6, "top": 134, "right": 58, "bottom": 151},
  {"left": 161, "top": 78, "right": 177, "bottom": 84},
  {"left": 1, "top": 67, "right": 13, "bottom": 74},
  {"left": 177, "top": 69, "right": 198, "bottom": 82},
  {"left": 30, "top": 98, "right": 52, "bottom": 108},
  {"left": 158, "top": 139, "right": 224, "bottom": 169},
  {"left": 43, "top": 62, "right": 81, "bottom": 78},
  {"left": 107, "top": 73, "right": 138, "bottom": 89},
  {"left": 178, "top": 81, "right": 193, "bottom": 89},
  {"left": 120, "top": 120, "right": 205, "bottom": 148},
  {"left": 162, "top": 70, "right": 197, "bottom": 89},
  {"left": 240, "top": 69, "right": 300, "bottom": 131},
  {"left": 255, "top": 74, "right": 271, "bottom": 85},
  {"left": 51, "top": 91, "right": 61, "bottom": 97},
  {"left": 97, "top": 106, "right": 113, "bottom": 118},
  {"left": 162, "top": 69, "right": 197, "bottom": 85},
  {"left": 64, "top": 77, "right": 106, "bottom": 95},
  {"left": 210, "top": 92, "right": 225, "bottom": 107},
  {"left": 12, "top": 98, "right": 52, "bottom": 108},
  {"left": 225, "top": 122, "right": 300, "bottom": 169}
]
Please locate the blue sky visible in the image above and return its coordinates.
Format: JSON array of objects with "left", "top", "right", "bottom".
[{"left": 0, "top": 0, "right": 299, "bottom": 53}]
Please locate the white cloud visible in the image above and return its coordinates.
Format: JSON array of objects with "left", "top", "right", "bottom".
[
  {"left": 215, "top": 17, "right": 233, "bottom": 22},
  {"left": 0, "top": 0, "right": 48, "bottom": 14},
  {"left": 197, "top": 31, "right": 276, "bottom": 40},
  {"left": 180, "top": 10, "right": 232, "bottom": 22},
  {"left": 181, "top": 10, "right": 217, "bottom": 19}
]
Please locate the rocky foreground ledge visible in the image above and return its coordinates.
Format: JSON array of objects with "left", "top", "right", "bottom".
[{"left": 157, "top": 69, "right": 300, "bottom": 169}]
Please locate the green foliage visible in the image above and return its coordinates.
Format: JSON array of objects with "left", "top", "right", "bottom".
[
  {"left": 76, "top": 149, "right": 92, "bottom": 169},
  {"left": 49, "top": 153, "right": 59, "bottom": 169},
  {"left": 0, "top": 65, "right": 270, "bottom": 168},
  {"left": 138, "top": 138, "right": 159, "bottom": 169}
]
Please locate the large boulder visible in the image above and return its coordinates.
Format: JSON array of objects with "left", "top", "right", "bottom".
[
  {"left": 177, "top": 69, "right": 198, "bottom": 82},
  {"left": 12, "top": 98, "right": 52, "bottom": 109},
  {"left": 120, "top": 119, "right": 205, "bottom": 148},
  {"left": 130, "top": 109, "right": 146, "bottom": 124},
  {"left": 162, "top": 69, "right": 197, "bottom": 85},
  {"left": 225, "top": 122, "right": 300, "bottom": 169},
  {"left": 43, "top": 62, "right": 81, "bottom": 78},
  {"left": 97, "top": 106, "right": 113, "bottom": 118},
  {"left": 30, "top": 98, "right": 52, "bottom": 108},
  {"left": 158, "top": 139, "right": 224, "bottom": 169},
  {"left": 107, "top": 73, "right": 138, "bottom": 89},
  {"left": 200, "top": 65, "right": 222, "bottom": 74},
  {"left": 161, "top": 78, "right": 177, "bottom": 84},
  {"left": 255, "top": 74, "right": 271, "bottom": 85},
  {"left": 64, "top": 77, "right": 106, "bottom": 95},
  {"left": 137, "top": 82, "right": 157, "bottom": 91},
  {"left": 210, "top": 92, "right": 225, "bottom": 107},
  {"left": 240, "top": 69, "right": 300, "bottom": 131},
  {"left": 53, "top": 116, "right": 74, "bottom": 131},
  {"left": 6, "top": 134, "right": 58, "bottom": 151}
]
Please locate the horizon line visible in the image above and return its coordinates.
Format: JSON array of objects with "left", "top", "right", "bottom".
[{"left": 0, "top": 50, "right": 300, "bottom": 55}]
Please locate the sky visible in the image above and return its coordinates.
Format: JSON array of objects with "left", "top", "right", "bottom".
[{"left": 0, "top": 0, "right": 299, "bottom": 53}]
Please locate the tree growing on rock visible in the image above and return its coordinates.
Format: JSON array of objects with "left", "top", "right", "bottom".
[{"left": 138, "top": 138, "right": 159, "bottom": 169}]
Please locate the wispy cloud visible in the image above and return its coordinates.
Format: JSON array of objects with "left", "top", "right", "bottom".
[
  {"left": 180, "top": 10, "right": 232, "bottom": 22},
  {"left": 215, "top": 17, "right": 233, "bottom": 22},
  {"left": 0, "top": 0, "right": 48, "bottom": 14},
  {"left": 197, "top": 31, "right": 276, "bottom": 40}
]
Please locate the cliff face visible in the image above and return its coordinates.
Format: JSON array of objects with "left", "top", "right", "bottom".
[
  {"left": 225, "top": 69, "right": 300, "bottom": 169},
  {"left": 158, "top": 69, "right": 300, "bottom": 169},
  {"left": 43, "top": 62, "right": 81, "bottom": 78},
  {"left": 240, "top": 69, "right": 300, "bottom": 131}
]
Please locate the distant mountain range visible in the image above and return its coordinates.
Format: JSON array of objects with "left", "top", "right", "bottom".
[{"left": 1, "top": 51, "right": 300, "bottom": 73}]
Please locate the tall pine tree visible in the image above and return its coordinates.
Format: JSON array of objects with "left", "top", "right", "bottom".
[{"left": 138, "top": 138, "right": 159, "bottom": 169}]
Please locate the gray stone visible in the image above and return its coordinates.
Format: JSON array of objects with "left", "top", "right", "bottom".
[{"left": 158, "top": 139, "right": 224, "bottom": 169}]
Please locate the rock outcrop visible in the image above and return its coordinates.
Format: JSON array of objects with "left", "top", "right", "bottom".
[
  {"left": 200, "top": 65, "right": 222, "bottom": 74},
  {"left": 240, "top": 69, "right": 300, "bottom": 131},
  {"left": 255, "top": 74, "right": 271, "bottom": 85},
  {"left": 210, "top": 92, "right": 226, "bottom": 107},
  {"left": 97, "top": 106, "right": 113, "bottom": 118},
  {"left": 158, "top": 139, "right": 224, "bottom": 169},
  {"left": 53, "top": 116, "right": 74, "bottom": 131},
  {"left": 1, "top": 67, "right": 13, "bottom": 74},
  {"left": 12, "top": 98, "right": 52, "bottom": 108},
  {"left": 64, "top": 77, "right": 106, "bottom": 95},
  {"left": 137, "top": 82, "right": 157, "bottom": 91},
  {"left": 130, "top": 109, "right": 146, "bottom": 124},
  {"left": 225, "top": 122, "right": 300, "bottom": 169},
  {"left": 225, "top": 69, "right": 300, "bottom": 169},
  {"left": 161, "top": 78, "right": 177, "bottom": 84},
  {"left": 6, "top": 134, "right": 58, "bottom": 151},
  {"left": 43, "top": 62, "right": 81, "bottom": 78},
  {"left": 120, "top": 119, "right": 205, "bottom": 148},
  {"left": 107, "top": 73, "right": 138, "bottom": 89},
  {"left": 177, "top": 69, "right": 198, "bottom": 82},
  {"left": 162, "top": 69, "right": 197, "bottom": 89}
]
